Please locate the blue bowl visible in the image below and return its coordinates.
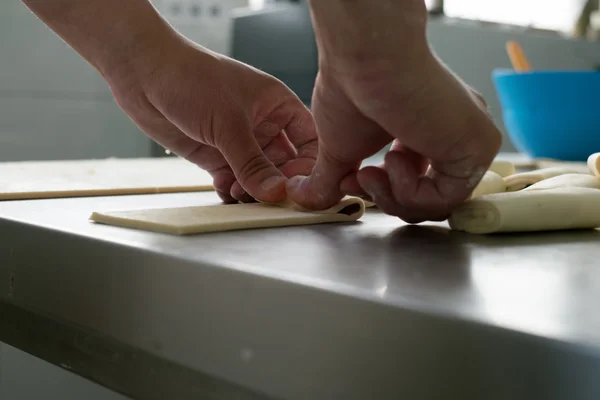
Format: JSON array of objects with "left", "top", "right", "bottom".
[{"left": 492, "top": 69, "right": 600, "bottom": 161}]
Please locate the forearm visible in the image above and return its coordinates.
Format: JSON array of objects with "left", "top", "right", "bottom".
[
  {"left": 307, "top": 0, "right": 429, "bottom": 66},
  {"left": 21, "top": 0, "right": 178, "bottom": 81}
]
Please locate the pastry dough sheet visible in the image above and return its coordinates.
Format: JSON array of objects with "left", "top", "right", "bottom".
[
  {"left": 523, "top": 174, "right": 600, "bottom": 191},
  {"left": 0, "top": 157, "right": 213, "bottom": 200},
  {"left": 90, "top": 197, "right": 366, "bottom": 235},
  {"left": 449, "top": 188, "right": 600, "bottom": 234},
  {"left": 503, "top": 167, "right": 591, "bottom": 191}
]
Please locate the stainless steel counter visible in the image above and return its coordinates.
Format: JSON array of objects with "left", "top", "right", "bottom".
[{"left": 2, "top": 190, "right": 600, "bottom": 399}]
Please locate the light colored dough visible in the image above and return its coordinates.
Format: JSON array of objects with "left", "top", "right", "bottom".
[
  {"left": 0, "top": 157, "right": 213, "bottom": 200},
  {"left": 470, "top": 171, "right": 506, "bottom": 198},
  {"left": 536, "top": 159, "right": 590, "bottom": 171},
  {"left": 363, "top": 200, "right": 376, "bottom": 208},
  {"left": 448, "top": 187, "right": 600, "bottom": 234},
  {"left": 90, "top": 197, "right": 366, "bottom": 235},
  {"left": 587, "top": 152, "right": 600, "bottom": 176},
  {"left": 488, "top": 160, "right": 515, "bottom": 177},
  {"left": 523, "top": 174, "right": 600, "bottom": 191},
  {"left": 503, "top": 167, "right": 591, "bottom": 191}
]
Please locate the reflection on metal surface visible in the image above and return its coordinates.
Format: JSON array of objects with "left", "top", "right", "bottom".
[
  {"left": 472, "top": 264, "right": 568, "bottom": 339},
  {"left": 375, "top": 285, "right": 388, "bottom": 299}
]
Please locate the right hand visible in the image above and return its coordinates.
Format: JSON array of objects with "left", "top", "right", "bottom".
[
  {"left": 105, "top": 35, "right": 317, "bottom": 204},
  {"left": 289, "top": 0, "right": 502, "bottom": 223}
]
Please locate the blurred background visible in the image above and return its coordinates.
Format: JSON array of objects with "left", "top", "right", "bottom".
[{"left": 2, "top": 0, "right": 600, "bottom": 162}]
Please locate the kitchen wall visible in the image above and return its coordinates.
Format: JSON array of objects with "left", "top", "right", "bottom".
[
  {"left": 1, "top": 2, "right": 600, "bottom": 161},
  {"left": 0, "top": 2, "right": 150, "bottom": 162},
  {"left": 427, "top": 17, "right": 600, "bottom": 151}
]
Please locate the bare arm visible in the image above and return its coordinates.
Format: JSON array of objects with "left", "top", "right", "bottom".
[
  {"left": 289, "top": 0, "right": 502, "bottom": 222},
  {"left": 307, "top": 0, "right": 429, "bottom": 68},
  {"left": 21, "top": 0, "right": 178, "bottom": 82},
  {"left": 21, "top": 0, "right": 318, "bottom": 203}
]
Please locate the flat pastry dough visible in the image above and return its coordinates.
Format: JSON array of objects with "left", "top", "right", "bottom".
[
  {"left": 448, "top": 187, "right": 600, "bottom": 234},
  {"left": 470, "top": 171, "right": 506, "bottom": 198},
  {"left": 523, "top": 174, "right": 600, "bottom": 191},
  {"left": 503, "top": 167, "right": 591, "bottom": 191},
  {"left": 488, "top": 160, "right": 516, "bottom": 177},
  {"left": 536, "top": 159, "right": 590, "bottom": 172},
  {"left": 0, "top": 157, "right": 213, "bottom": 200},
  {"left": 90, "top": 197, "right": 366, "bottom": 235}
]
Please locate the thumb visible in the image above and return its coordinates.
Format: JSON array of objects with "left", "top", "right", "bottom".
[
  {"left": 219, "top": 129, "right": 287, "bottom": 203},
  {"left": 287, "top": 146, "right": 359, "bottom": 210}
]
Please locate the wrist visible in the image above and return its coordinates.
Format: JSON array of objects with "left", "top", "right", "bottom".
[{"left": 308, "top": 0, "right": 430, "bottom": 70}]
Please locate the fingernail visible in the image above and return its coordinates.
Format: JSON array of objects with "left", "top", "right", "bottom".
[
  {"left": 286, "top": 175, "right": 307, "bottom": 192},
  {"left": 260, "top": 176, "right": 286, "bottom": 192}
]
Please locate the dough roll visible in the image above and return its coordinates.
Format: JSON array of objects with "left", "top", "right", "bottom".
[
  {"left": 488, "top": 160, "right": 516, "bottom": 178},
  {"left": 588, "top": 152, "right": 600, "bottom": 177},
  {"left": 448, "top": 187, "right": 600, "bottom": 234},
  {"left": 470, "top": 171, "right": 506, "bottom": 198}
]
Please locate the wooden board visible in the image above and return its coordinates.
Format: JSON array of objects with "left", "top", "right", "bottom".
[{"left": 0, "top": 157, "right": 213, "bottom": 200}]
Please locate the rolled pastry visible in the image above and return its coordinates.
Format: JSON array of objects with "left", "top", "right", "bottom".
[
  {"left": 90, "top": 196, "right": 366, "bottom": 235},
  {"left": 489, "top": 160, "right": 516, "bottom": 177},
  {"left": 363, "top": 200, "right": 376, "bottom": 208},
  {"left": 523, "top": 174, "right": 600, "bottom": 191},
  {"left": 448, "top": 187, "right": 600, "bottom": 234},
  {"left": 587, "top": 152, "right": 600, "bottom": 177},
  {"left": 504, "top": 167, "right": 592, "bottom": 191},
  {"left": 470, "top": 171, "right": 506, "bottom": 198}
]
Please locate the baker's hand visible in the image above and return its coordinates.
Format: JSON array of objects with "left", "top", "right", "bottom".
[
  {"left": 108, "top": 38, "right": 317, "bottom": 204},
  {"left": 289, "top": 0, "right": 502, "bottom": 222}
]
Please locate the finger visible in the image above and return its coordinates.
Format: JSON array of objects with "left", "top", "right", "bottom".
[
  {"left": 358, "top": 166, "right": 435, "bottom": 223},
  {"left": 264, "top": 98, "right": 318, "bottom": 161},
  {"left": 340, "top": 173, "right": 370, "bottom": 200},
  {"left": 389, "top": 141, "right": 429, "bottom": 176},
  {"left": 384, "top": 150, "right": 466, "bottom": 220},
  {"left": 217, "top": 190, "right": 237, "bottom": 204},
  {"left": 212, "top": 167, "right": 238, "bottom": 200},
  {"left": 383, "top": 151, "right": 446, "bottom": 222},
  {"left": 357, "top": 167, "right": 410, "bottom": 217},
  {"left": 287, "top": 147, "right": 360, "bottom": 210},
  {"left": 230, "top": 131, "right": 297, "bottom": 202},
  {"left": 218, "top": 125, "right": 287, "bottom": 203},
  {"left": 230, "top": 188, "right": 255, "bottom": 203}
]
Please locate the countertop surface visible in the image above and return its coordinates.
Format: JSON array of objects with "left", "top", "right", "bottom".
[{"left": 1, "top": 158, "right": 600, "bottom": 399}]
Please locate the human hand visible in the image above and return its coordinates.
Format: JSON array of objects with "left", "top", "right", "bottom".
[
  {"left": 289, "top": 0, "right": 502, "bottom": 222},
  {"left": 107, "top": 36, "right": 317, "bottom": 204}
]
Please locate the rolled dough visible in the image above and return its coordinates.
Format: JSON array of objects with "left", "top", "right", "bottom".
[
  {"left": 470, "top": 171, "right": 506, "bottom": 198},
  {"left": 488, "top": 160, "right": 515, "bottom": 177},
  {"left": 0, "top": 157, "right": 213, "bottom": 200},
  {"left": 90, "top": 196, "right": 366, "bottom": 235},
  {"left": 448, "top": 187, "right": 600, "bottom": 234},
  {"left": 503, "top": 167, "right": 591, "bottom": 192},
  {"left": 523, "top": 174, "right": 600, "bottom": 191},
  {"left": 588, "top": 152, "right": 600, "bottom": 176}
]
